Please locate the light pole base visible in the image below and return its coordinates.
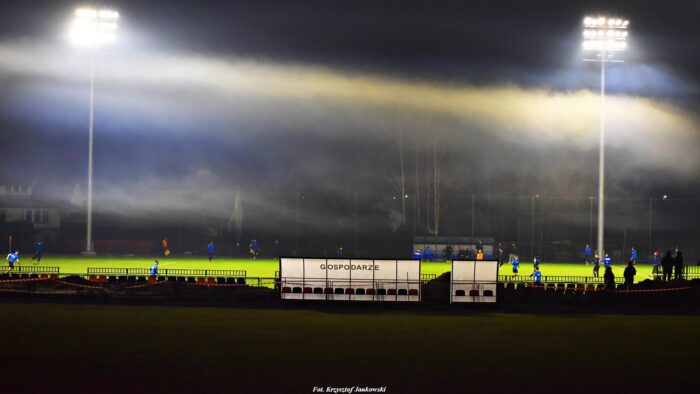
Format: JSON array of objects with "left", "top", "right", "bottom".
[{"left": 81, "top": 251, "right": 97, "bottom": 256}]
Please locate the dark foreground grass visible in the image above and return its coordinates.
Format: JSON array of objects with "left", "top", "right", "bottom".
[{"left": 1, "top": 303, "right": 699, "bottom": 394}]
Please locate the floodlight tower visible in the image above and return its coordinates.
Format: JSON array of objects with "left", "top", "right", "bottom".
[
  {"left": 582, "top": 15, "right": 628, "bottom": 259},
  {"left": 69, "top": 8, "right": 119, "bottom": 255}
]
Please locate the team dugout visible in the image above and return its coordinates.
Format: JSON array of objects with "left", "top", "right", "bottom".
[{"left": 413, "top": 236, "right": 495, "bottom": 261}]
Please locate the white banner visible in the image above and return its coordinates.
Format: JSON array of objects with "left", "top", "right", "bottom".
[{"left": 280, "top": 258, "right": 420, "bottom": 302}]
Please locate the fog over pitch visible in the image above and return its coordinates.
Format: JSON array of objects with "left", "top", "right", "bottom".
[{"left": 0, "top": 0, "right": 698, "bottom": 231}]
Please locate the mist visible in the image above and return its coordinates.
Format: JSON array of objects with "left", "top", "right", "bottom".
[{"left": 0, "top": 39, "right": 699, "bottom": 237}]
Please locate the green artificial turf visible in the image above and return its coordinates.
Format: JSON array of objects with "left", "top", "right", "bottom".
[
  {"left": 18, "top": 256, "right": 652, "bottom": 283},
  {"left": 1, "top": 303, "right": 698, "bottom": 393}
]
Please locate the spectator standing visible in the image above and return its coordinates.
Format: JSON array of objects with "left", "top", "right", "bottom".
[
  {"left": 336, "top": 246, "right": 344, "bottom": 257},
  {"left": 603, "top": 266, "right": 615, "bottom": 290},
  {"left": 674, "top": 251, "right": 684, "bottom": 280},
  {"left": 661, "top": 251, "right": 674, "bottom": 281},
  {"left": 31, "top": 241, "right": 44, "bottom": 263},
  {"left": 207, "top": 241, "right": 215, "bottom": 262},
  {"left": 650, "top": 251, "right": 661, "bottom": 279},
  {"left": 584, "top": 244, "right": 592, "bottom": 265},
  {"left": 623, "top": 261, "right": 636, "bottom": 290},
  {"left": 533, "top": 255, "right": 541, "bottom": 270},
  {"left": 630, "top": 247, "right": 638, "bottom": 265}
]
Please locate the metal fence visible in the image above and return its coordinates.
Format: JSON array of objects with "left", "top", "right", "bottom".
[
  {"left": 86, "top": 267, "right": 247, "bottom": 277},
  {"left": 498, "top": 274, "right": 624, "bottom": 284},
  {"left": 13, "top": 266, "right": 60, "bottom": 274}
]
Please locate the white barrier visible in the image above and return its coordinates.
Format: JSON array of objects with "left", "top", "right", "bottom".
[
  {"left": 280, "top": 258, "right": 421, "bottom": 302},
  {"left": 451, "top": 260, "right": 498, "bottom": 303}
]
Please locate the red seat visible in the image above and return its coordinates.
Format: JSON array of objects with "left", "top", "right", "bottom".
[
  {"left": 206, "top": 277, "right": 216, "bottom": 285},
  {"left": 345, "top": 288, "right": 355, "bottom": 294},
  {"left": 196, "top": 277, "right": 207, "bottom": 284},
  {"left": 89, "top": 275, "right": 98, "bottom": 282},
  {"left": 147, "top": 276, "right": 157, "bottom": 284},
  {"left": 282, "top": 287, "right": 292, "bottom": 293},
  {"left": 408, "top": 289, "right": 419, "bottom": 296},
  {"left": 324, "top": 287, "right": 333, "bottom": 294},
  {"left": 303, "top": 287, "right": 312, "bottom": 294},
  {"left": 366, "top": 288, "right": 376, "bottom": 295},
  {"left": 98, "top": 276, "right": 108, "bottom": 283},
  {"left": 387, "top": 289, "right": 397, "bottom": 296},
  {"left": 469, "top": 290, "right": 479, "bottom": 296}
]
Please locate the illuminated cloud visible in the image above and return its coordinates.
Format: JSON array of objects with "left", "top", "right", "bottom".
[{"left": 0, "top": 39, "right": 698, "bottom": 214}]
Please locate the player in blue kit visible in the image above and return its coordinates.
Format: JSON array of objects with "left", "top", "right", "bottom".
[
  {"left": 511, "top": 255, "right": 520, "bottom": 278},
  {"left": 6, "top": 251, "right": 19, "bottom": 272},
  {"left": 584, "top": 244, "right": 591, "bottom": 265},
  {"left": 32, "top": 241, "right": 44, "bottom": 263},
  {"left": 150, "top": 260, "right": 159, "bottom": 277},
  {"left": 533, "top": 255, "right": 541, "bottom": 270},
  {"left": 249, "top": 239, "right": 260, "bottom": 259},
  {"left": 425, "top": 247, "right": 433, "bottom": 261},
  {"left": 603, "top": 253, "right": 612, "bottom": 268},
  {"left": 530, "top": 266, "right": 542, "bottom": 285},
  {"left": 630, "top": 246, "right": 637, "bottom": 265},
  {"left": 208, "top": 241, "right": 215, "bottom": 262},
  {"left": 413, "top": 248, "right": 422, "bottom": 260}
]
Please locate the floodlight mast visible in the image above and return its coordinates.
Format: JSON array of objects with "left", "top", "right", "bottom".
[
  {"left": 582, "top": 16, "right": 628, "bottom": 259},
  {"left": 69, "top": 8, "right": 119, "bottom": 255}
]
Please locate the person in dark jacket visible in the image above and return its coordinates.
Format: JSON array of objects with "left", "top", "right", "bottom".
[
  {"left": 508, "top": 242, "right": 517, "bottom": 264},
  {"left": 592, "top": 252, "right": 601, "bottom": 278},
  {"left": 674, "top": 251, "right": 684, "bottom": 280},
  {"left": 603, "top": 266, "right": 615, "bottom": 290},
  {"left": 496, "top": 243, "right": 505, "bottom": 267},
  {"left": 650, "top": 250, "right": 661, "bottom": 280},
  {"left": 623, "top": 261, "right": 636, "bottom": 290},
  {"left": 661, "top": 251, "right": 674, "bottom": 281},
  {"left": 31, "top": 241, "right": 44, "bottom": 263}
]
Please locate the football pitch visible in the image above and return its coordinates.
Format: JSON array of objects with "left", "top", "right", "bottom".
[
  {"left": 1, "top": 303, "right": 698, "bottom": 393},
  {"left": 17, "top": 255, "right": 654, "bottom": 282}
]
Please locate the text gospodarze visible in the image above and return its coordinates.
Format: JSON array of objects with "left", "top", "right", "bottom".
[{"left": 320, "top": 263, "right": 380, "bottom": 271}]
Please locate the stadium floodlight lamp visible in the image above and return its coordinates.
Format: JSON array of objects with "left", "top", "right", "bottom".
[
  {"left": 582, "top": 15, "right": 628, "bottom": 61},
  {"left": 69, "top": 8, "right": 119, "bottom": 47},
  {"left": 581, "top": 14, "right": 629, "bottom": 259},
  {"left": 69, "top": 7, "right": 121, "bottom": 255}
]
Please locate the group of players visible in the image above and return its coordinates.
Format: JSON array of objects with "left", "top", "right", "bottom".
[
  {"left": 158, "top": 238, "right": 261, "bottom": 261},
  {"left": 4, "top": 241, "right": 44, "bottom": 272},
  {"left": 4, "top": 238, "right": 264, "bottom": 273}
]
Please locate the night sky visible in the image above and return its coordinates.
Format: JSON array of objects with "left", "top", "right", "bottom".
[{"left": 0, "top": 0, "right": 698, "bottom": 230}]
